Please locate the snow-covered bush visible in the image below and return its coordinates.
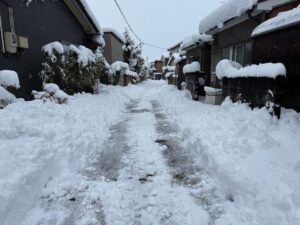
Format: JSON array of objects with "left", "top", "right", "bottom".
[
  {"left": 0, "top": 70, "right": 20, "bottom": 108},
  {"left": 109, "top": 61, "right": 129, "bottom": 85},
  {"left": 32, "top": 83, "right": 69, "bottom": 104},
  {"left": 40, "top": 42, "right": 108, "bottom": 95}
]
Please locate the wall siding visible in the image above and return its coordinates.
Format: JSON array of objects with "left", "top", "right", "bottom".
[{"left": 0, "top": 0, "right": 86, "bottom": 99}]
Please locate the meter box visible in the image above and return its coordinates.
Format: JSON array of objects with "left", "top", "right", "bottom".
[
  {"left": 17, "top": 36, "right": 29, "bottom": 49},
  {"left": 4, "top": 32, "right": 17, "bottom": 53}
]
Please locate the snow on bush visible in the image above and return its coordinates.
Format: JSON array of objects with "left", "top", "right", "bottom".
[
  {"left": 216, "top": 59, "right": 286, "bottom": 79},
  {"left": 0, "top": 70, "right": 20, "bottom": 88},
  {"left": 0, "top": 70, "right": 20, "bottom": 108},
  {"left": 41, "top": 42, "right": 108, "bottom": 94},
  {"left": 32, "top": 83, "right": 69, "bottom": 104},
  {"left": 252, "top": 4, "right": 300, "bottom": 37},
  {"left": 199, "top": 0, "right": 258, "bottom": 33},
  {"left": 183, "top": 61, "right": 201, "bottom": 74}
]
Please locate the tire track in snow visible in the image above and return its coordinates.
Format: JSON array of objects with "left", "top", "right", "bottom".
[
  {"left": 97, "top": 99, "right": 209, "bottom": 225},
  {"left": 151, "top": 100, "right": 225, "bottom": 225}
]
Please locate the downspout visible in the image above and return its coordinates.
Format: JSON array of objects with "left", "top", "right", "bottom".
[{"left": 0, "top": 15, "right": 5, "bottom": 53}]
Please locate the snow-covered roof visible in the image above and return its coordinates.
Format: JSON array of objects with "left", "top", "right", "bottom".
[
  {"left": 252, "top": 4, "right": 300, "bottom": 37},
  {"left": 216, "top": 59, "right": 286, "bottom": 79},
  {"left": 183, "top": 62, "right": 201, "bottom": 74},
  {"left": 180, "top": 34, "right": 213, "bottom": 50},
  {"left": 199, "top": 0, "right": 258, "bottom": 33},
  {"left": 0, "top": 70, "right": 20, "bottom": 89},
  {"left": 167, "top": 41, "right": 183, "bottom": 51},
  {"left": 103, "top": 27, "right": 125, "bottom": 43},
  {"left": 77, "top": 0, "right": 102, "bottom": 34}
]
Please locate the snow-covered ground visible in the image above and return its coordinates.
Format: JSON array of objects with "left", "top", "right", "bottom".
[{"left": 1, "top": 81, "right": 300, "bottom": 225}]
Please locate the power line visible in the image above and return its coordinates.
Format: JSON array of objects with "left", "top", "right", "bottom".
[{"left": 113, "top": 0, "right": 167, "bottom": 50}]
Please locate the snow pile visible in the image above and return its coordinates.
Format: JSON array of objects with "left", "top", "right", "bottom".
[
  {"left": 216, "top": 59, "right": 286, "bottom": 79},
  {"left": 0, "top": 86, "right": 16, "bottom": 107},
  {"left": 199, "top": 0, "right": 258, "bottom": 33},
  {"left": 0, "top": 70, "right": 20, "bottom": 108},
  {"left": 125, "top": 69, "right": 138, "bottom": 77},
  {"left": 0, "top": 70, "right": 20, "bottom": 88},
  {"left": 69, "top": 45, "right": 95, "bottom": 67},
  {"left": 183, "top": 61, "right": 201, "bottom": 74},
  {"left": 110, "top": 61, "right": 129, "bottom": 74},
  {"left": 180, "top": 33, "right": 213, "bottom": 50},
  {"left": 0, "top": 84, "right": 145, "bottom": 224},
  {"left": 103, "top": 27, "right": 125, "bottom": 42},
  {"left": 252, "top": 4, "right": 300, "bottom": 37},
  {"left": 42, "top": 41, "right": 64, "bottom": 57},
  {"left": 204, "top": 86, "right": 222, "bottom": 94},
  {"left": 147, "top": 81, "right": 300, "bottom": 225},
  {"left": 32, "top": 83, "right": 69, "bottom": 104}
]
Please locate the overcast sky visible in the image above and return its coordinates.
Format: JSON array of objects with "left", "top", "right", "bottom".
[{"left": 87, "top": 0, "right": 220, "bottom": 60}]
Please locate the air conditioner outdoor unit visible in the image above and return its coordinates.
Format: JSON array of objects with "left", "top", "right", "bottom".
[{"left": 4, "top": 32, "right": 17, "bottom": 53}]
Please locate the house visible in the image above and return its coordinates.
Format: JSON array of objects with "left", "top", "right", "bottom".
[
  {"left": 198, "top": 0, "right": 300, "bottom": 112},
  {"left": 166, "top": 41, "right": 186, "bottom": 90},
  {"left": 0, "top": 0, "right": 104, "bottom": 100},
  {"left": 102, "top": 28, "right": 124, "bottom": 64},
  {"left": 152, "top": 59, "right": 164, "bottom": 80},
  {"left": 180, "top": 34, "right": 212, "bottom": 99},
  {"left": 167, "top": 41, "right": 182, "bottom": 55},
  {"left": 252, "top": 1, "right": 300, "bottom": 112}
]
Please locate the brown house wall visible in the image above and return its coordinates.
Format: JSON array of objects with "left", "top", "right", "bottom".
[
  {"left": 213, "top": 14, "right": 264, "bottom": 50},
  {"left": 103, "top": 32, "right": 124, "bottom": 64},
  {"left": 253, "top": 24, "right": 300, "bottom": 111}
]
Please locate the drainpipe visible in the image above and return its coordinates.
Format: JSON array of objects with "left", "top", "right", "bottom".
[{"left": 0, "top": 15, "right": 5, "bottom": 53}]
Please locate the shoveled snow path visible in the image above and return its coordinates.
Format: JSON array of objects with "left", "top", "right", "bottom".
[{"left": 96, "top": 99, "right": 210, "bottom": 225}]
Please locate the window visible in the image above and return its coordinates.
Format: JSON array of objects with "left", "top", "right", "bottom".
[{"left": 212, "top": 51, "right": 221, "bottom": 73}]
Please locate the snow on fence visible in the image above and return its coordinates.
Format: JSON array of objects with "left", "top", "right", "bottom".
[
  {"left": 216, "top": 59, "right": 286, "bottom": 79},
  {"left": 183, "top": 62, "right": 201, "bottom": 74}
]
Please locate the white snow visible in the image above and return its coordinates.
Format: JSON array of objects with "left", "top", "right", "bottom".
[
  {"left": 79, "top": 0, "right": 102, "bottom": 34},
  {"left": 216, "top": 59, "right": 286, "bottom": 79},
  {"left": 183, "top": 61, "right": 201, "bottom": 74},
  {"left": 252, "top": 4, "right": 300, "bottom": 37},
  {"left": 92, "top": 35, "right": 106, "bottom": 47},
  {"left": 153, "top": 81, "right": 300, "bottom": 225},
  {"left": 180, "top": 33, "right": 212, "bottom": 50},
  {"left": 42, "top": 41, "right": 64, "bottom": 56},
  {"left": 69, "top": 45, "right": 96, "bottom": 67},
  {"left": 0, "top": 70, "right": 20, "bottom": 89},
  {"left": 163, "top": 65, "right": 176, "bottom": 72},
  {"left": 1, "top": 81, "right": 300, "bottom": 225},
  {"left": 199, "top": 0, "right": 258, "bottom": 33},
  {"left": 204, "top": 86, "right": 222, "bottom": 94},
  {"left": 110, "top": 61, "right": 129, "bottom": 74},
  {"left": 0, "top": 86, "right": 16, "bottom": 105},
  {"left": 43, "top": 83, "right": 60, "bottom": 95},
  {"left": 125, "top": 69, "right": 138, "bottom": 77}
]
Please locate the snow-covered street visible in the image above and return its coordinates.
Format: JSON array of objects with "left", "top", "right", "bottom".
[{"left": 1, "top": 81, "right": 300, "bottom": 225}]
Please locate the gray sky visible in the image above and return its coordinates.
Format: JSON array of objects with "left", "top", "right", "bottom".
[{"left": 87, "top": 0, "right": 220, "bottom": 60}]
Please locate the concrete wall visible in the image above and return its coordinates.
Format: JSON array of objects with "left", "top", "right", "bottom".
[
  {"left": 0, "top": 0, "right": 86, "bottom": 99},
  {"left": 103, "top": 32, "right": 124, "bottom": 64}
]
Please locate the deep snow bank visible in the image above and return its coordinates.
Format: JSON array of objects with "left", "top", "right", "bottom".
[
  {"left": 0, "top": 84, "right": 144, "bottom": 224},
  {"left": 146, "top": 81, "right": 300, "bottom": 225}
]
